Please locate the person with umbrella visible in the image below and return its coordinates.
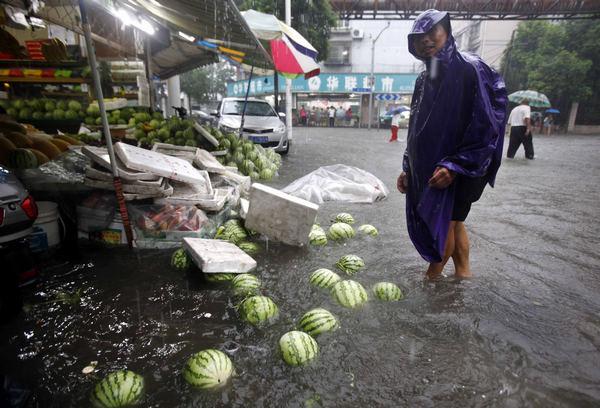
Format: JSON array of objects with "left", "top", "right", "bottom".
[
  {"left": 396, "top": 9, "right": 508, "bottom": 279},
  {"left": 389, "top": 109, "right": 401, "bottom": 142},
  {"left": 506, "top": 98, "right": 534, "bottom": 159}
]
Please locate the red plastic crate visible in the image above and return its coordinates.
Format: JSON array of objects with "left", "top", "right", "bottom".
[{"left": 25, "top": 40, "right": 51, "bottom": 61}]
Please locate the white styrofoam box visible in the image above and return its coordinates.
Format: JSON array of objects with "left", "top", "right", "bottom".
[
  {"left": 151, "top": 143, "right": 197, "bottom": 163},
  {"left": 194, "top": 123, "right": 219, "bottom": 147},
  {"left": 114, "top": 142, "right": 212, "bottom": 185},
  {"left": 81, "top": 146, "right": 159, "bottom": 181},
  {"left": 244, "top": 183, "right": 319, "bottom": 247},
  {"left": 194, "top": 149, "right": 227, "bottom": 173},
  {"left": 88, "top": 98, "right": 128, "bottom": 111},
  {"left": 239, "top": 197, "right": 249, "bottom": 219},
  {"left": 183, "top": 238, "right": 256, "bottom": 273}
]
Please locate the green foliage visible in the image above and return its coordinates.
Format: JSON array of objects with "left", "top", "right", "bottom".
[
  {"left": 236, "top": 0, "right": 336, "bottom": 62},
  {"left": 180, "top": 61, "right": 236, "bottom": 105},
  {"left": 500, "top": 20, "right": 599, "bottom": 124}
]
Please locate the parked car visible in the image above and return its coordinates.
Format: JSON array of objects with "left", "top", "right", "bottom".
[
  {"left": 211, "top": 97, "right": 289, "bottom": 154},
  {"left": 190, "top": 106, "right": 214, "bottom": 126},
  {"left": 1, "top": 165, "right": 38, "bottom": 320}
]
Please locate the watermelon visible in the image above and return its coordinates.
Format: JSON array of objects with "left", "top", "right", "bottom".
[
  {"left": 214, "top": 225, "right": 247, "bottom": 244},
  {"left": 171, "top": 248, "right": 191, "bottom": 271},
  {"left": 259, "top": 168, "right": 275, "bottom": 180},
  {"left": 90, "top": 370, "right": 144, "bottom": 408},
  {"left": 279, "top": 331, "right": 319, "bottom": 367},
  {"left": 183, "top": 349, "right": 233, "bottom": 389},
  {"left": 299, "top": 308, "right": 338, "bottom": 337},
  {"left": 239, "top": 295, "right": 278, "bottom": 324},
  {"left": 309, "top": 230, "right": 327, "bottom": 245},
  {"left": 358, "top": 224, "right": 379, "bottom": 236},
  {"left": 373, "top": 282, "right": 403, "bottom": 301},
  {"left": 332, "top": 212, "right": 355, "bottom": 224},
  {"left": 327, "top": 222, "right": 355, "bottom": 242},
  {"left": 7, "top": 148, "right": 37, "bottom": 168},
  {"left": 237, "top": 241, "right": 259, "bottom": 254},
  {"left": 223, "top": 219, "right": 244, "bottom": 230},
  {"left": 335, "top": 254, "right": 365, "bottom": 275},
  {"left": 309, "top": 268, "right": 341, "bottom": 289},
  {"left": 204, "top": 273, "right": 236, "bottom": 283},
  {"left": 331, "top": 280, "right": 368, "bottom": 308},
  {"left": 230, "top": 273, "right": 260, "bottom": 295}
]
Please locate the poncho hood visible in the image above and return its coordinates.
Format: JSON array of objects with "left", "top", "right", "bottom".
[{"left": 408, "top": 9, "right": 454, "bottom": 64}]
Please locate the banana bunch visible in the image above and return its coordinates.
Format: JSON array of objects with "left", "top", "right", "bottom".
[{"left": 41, "top": 38, "right": 67, "bottom": 63}]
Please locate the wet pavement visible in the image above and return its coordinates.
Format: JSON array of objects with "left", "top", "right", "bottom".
[{"left": 1, "top": 126, "right": 599, "bottom": 407}]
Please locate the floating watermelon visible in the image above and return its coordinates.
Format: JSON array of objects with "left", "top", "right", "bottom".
[
  {"left": 204, "top": 273, "right": 236, "bottom": 283},
  {"left": 90, "top": 370, "right": 144, "bottom": 408},
  {"left": 183, "top": 349, "right": 233, "bottom": 389},
  {"left": 309, "top": 229, "right": 327, "bottom": 245},
  {"left": 327, "top": 222, "right": 355, "bottom": 242},
  {"left": 230, "top": 273, "right": 261, "bottom": 296},
  {"left": 358, "top": 224, "right": 379, "bottom": 236},
  {"left": 309, "top": 268, "right": 341, "bottom": 289},
  {"left": 335, "top": 254, "right": 365, "bottom": 275},
  {"left": 237, "top": 241, "right": 259, "bottom": 254},
  {"left": 332, "top": 212, "right": 355, "bottom": 224},
  {"left": 239, "top": 295, "right": 278, "bottom": 324},
  {"left": 171, "top": 248, "right": 191, "bottom": 271},
  {"left": 373, "top": 282, "right": 403, "bottom": 301},
  {"left": 331, "top": 280, "right": 368, "bottom": 308},
  {"left": 279, "top": 331, "right": 319, "bottom": 367},
  {"left": 299, "top": 308, "right": 338, "bottom": 337}
]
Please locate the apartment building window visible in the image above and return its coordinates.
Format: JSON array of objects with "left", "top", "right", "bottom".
[{"left": 326, "top": 44, "right": 351, "bottom": 65}]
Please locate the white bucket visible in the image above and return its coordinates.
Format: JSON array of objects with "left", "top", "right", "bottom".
[{"left": 28, "top": 201, "right": 64, "bottom": 251}]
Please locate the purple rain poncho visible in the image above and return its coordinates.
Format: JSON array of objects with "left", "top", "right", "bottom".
[{"left": 402, "top": 10, "right": 508, "bottom": 263}]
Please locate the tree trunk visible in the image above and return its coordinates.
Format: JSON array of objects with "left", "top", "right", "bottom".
[{"left": 567, "top": 101, "right": 579, "bottom": 133}]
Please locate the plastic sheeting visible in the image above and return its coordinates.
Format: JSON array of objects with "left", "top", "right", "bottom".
[{"left": 281, "top": 164, "right": 388, "bottom": 204}]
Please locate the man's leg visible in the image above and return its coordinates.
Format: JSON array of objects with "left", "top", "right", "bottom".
[
  {"left": 426, "top": 221, "right": 456, "bottom": 277},
  {"left": 389, "top": 126, "right": 398, "bottom": 142},
  {"left": 506, "top": 127, "right": 523, "bottom": 158},
  {"left": 451, "top": 222, "right": 471, "bottom": 278},
  {"left": 523, "top": 133, "right": 535, "bottom": 159}
]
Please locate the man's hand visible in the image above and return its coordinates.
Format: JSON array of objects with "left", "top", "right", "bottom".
[
  {"left": 428, "top": 166, "right": 456, "bottom": 189},
  {"left": 397, "top": 172, "right": 408, "bottom": 194}
]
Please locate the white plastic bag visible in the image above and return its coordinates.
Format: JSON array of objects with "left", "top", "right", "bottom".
[{"left": 281, "top": 164, "right": 389, "bottom": 204}]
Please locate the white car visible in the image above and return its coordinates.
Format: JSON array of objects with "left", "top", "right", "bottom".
[{"left": 212, "top": 97, "right": 289, "bottom": 154}]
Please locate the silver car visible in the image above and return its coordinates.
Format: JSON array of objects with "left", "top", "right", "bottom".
[
  {"left": 212, "top": 97, "right": 289, "bottom": 154},
  {"left": 0, "top": 165, "right": 38, "bottom": 245}
]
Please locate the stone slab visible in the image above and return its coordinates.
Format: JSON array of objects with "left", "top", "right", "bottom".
[
  {"left": 244, "top": 183, "right": 319, "bottom": 247},
  {"left": 183, "top": 238, "right": 257, "bottom": 273}
]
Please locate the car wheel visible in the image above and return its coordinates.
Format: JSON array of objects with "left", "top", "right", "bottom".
[{"left": 280, "top": 140, "right": 290, "bottom": 155}]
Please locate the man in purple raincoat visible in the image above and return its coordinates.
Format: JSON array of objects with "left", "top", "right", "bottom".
[{"left": 397, "top": 10, "right": 507, "bottom": 278}]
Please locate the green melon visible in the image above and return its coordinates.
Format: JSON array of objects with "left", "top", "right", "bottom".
[
  {"left": 171, "top": 248, "right": 191, "bottom": 271},
  {"left": 183, "top": 349, "right": 233, "bottom": 389},
  {"left": 332, "top": 212, "right": 355, "bottom": 224},
  {"left": 373, "top": 282, "right": 403, "bottom": 301},
  {"left": 309, "top": 268, "right": 341, "bottom": 289},
  {"left": 327, "top": 222, "right": 355, "bottom": 242},
  {"left": 230, "top": 273, "right": 260, "bottom": 295},
  {"left": 204, "top": 273, "right": 236, "bottom": 283},
  {"left": 237, "top": 241, "right": 259, "bottom": 254},
  {"left": 239, "top": 295, "right": 278, "bottom": 324},
  {"left": 358, "top": 224, "right": 379, "bottom": 236},
  {"left": 335, "top": 254, "right": 365, "bottom": 275},
  {"left": 279, "top": 331, "right": 319, "bottom": 367},
  {"left": 331, "top": 280, "right": 368, "bottom": 308},
  {"left": 298, "top": 308, "right": 338, "bottom": 337},
  {"left": 90, "top": 370, "right": 144, "bottom": 408},
  {"left": 7, "top": 148, "right": 37, "bottom": 169}
]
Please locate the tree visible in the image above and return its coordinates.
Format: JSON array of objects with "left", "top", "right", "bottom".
[
  {"left": 180, "top": 61, "right": 237, "bottom": 106},
  {"left": 500, "top": 20, "right": 599, "bottom": 125},
  {"left": 235, "top": 0, "right": 337, "bottom": 62}
]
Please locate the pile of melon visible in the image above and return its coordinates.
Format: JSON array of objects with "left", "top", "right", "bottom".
[
  {"left": 0, "top": 119, "right": 83, "bottom": 169},
  {"left": 0, "top": 98, "right": 86, "bottom": 122}
]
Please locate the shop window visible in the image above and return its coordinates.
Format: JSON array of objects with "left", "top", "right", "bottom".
[{"left": 326, "top": 44, "right": 350, "bottom": 65}]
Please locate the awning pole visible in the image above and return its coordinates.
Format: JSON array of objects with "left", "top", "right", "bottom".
[
  {"left": 239, "top": 63, "right": 255, "bottom": 139},
  {"left": 78, "top": 0, "right": 134, "bottom": 248}
]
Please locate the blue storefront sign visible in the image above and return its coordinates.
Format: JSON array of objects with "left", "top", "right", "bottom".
[{"left": 227, "top": 73, "right": 418, "bottom": 97}]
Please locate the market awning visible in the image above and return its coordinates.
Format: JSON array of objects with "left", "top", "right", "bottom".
[{"left": 1, "top": 0, "right": 273, "bottom": 78}]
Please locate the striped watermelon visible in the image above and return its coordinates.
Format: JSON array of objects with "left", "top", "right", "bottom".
[
  {"left": 7, "top": 148, "right": 37, "bottom": 169},
  {"left": 357, "top": 224, "right": 379, "bottom": 236},
  {"left": 237, "top": 241, "right": 259, "bottom": 254},
  {"left": 299, "top": 308, "right": 338, "bottom": 336},
  {"left": 331, "top": 280, "right": 369, "bottom": 308},
  {"left": 239, "top": 295, "right": 278, "bottom": 324},
  {"left": 90, "top": 370, "right": 144, "bottom": 408},
  {"left": 279, "top": 330, "right": 319, "bottom": 367},
  {"left": 204, "top": 273, "right": 236, "bottom": 283},
  {"left": 373, "top": 282, "right": 403, "bottom": 301},
  {"left": 183, "top": 349, "right": 233, "bottom": 389},
  {"left": 335, "top": 254, "right": 365, "bottom": 275},
  {"left": 214, "top": 225, "right": 247, "bottom": 244},
  {"left": 311, "top": 223, "right": 326, "bottom": 234},
  {"left": 230, "top": 273, "right": 261, "bottom": 295},
  {"left": 309, "top": 229, "right": 327, "bottom": 245},
  {"left": 327, "top": 222, "right": 355, "bottom": 242},
  {"left": 223, "top": 219, "right": 244, "bottom": 230},
  {"left": 309, "top": 268, "right": 341, "bottom": 289},
  {"left": 332, "top": 212, "right": 355, "bottom": 224},
  {"left": 171, "top": 248, "right": 191, "bottom": 271}
]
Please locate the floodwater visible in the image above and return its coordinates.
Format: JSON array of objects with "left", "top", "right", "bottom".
[{"left": 1, "top": 128, "right": 599, "bottom": 407}]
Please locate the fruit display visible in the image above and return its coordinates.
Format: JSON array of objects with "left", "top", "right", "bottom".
[
  {"left": 183, "top": 349, "right": 234, "bottom": 389},
  {"left": 1, "top": 98, "right": 87, "bottom": 122},
  {"left": 90, "top": 370, "right": 144, "bottom": 408}
]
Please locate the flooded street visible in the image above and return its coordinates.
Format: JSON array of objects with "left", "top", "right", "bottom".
[{"left": 1, "top": 127, "right": 599, "bottom": 407}]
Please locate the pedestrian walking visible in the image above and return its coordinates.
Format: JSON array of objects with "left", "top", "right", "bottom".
[
  {"left": 300, "top": 105, "right": 307, "bottom": 126},
  {"left": 543, "top": 115, "right": 552, "bottom": 135},
  {"left": 506, "top": 99, "right": 534, "bottom": 159},
  {"left": 396, "top": 9, "right": 508, "bottom": 279},
  {"left": 314, "top": 107, "right": 322, "bottom": 127},
  {"left": 328, "top": 106, "right": 335, "bottom": 127},
  {"left": 389, "top": 112, "right": 401, "bottom": 142},
  {"left": 346, "top": 108, "right": 353, "bottom": 126}
]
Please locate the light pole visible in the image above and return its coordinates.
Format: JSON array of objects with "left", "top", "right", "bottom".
[{"left": 368, "top": 21, "right": 390, "bottom": 130}]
